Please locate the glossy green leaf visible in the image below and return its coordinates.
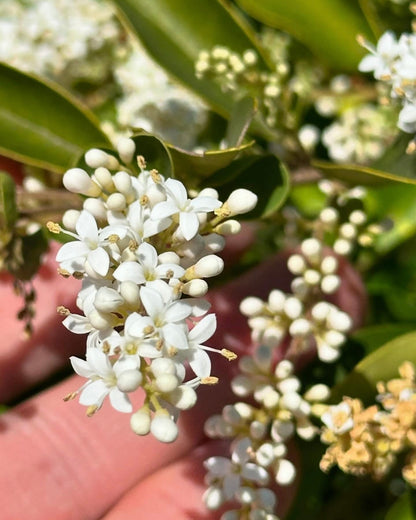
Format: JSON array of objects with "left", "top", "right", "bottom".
[
  {"left": 112, "top": 0, "right": 269, "bottom": 118},
  {"left": 208, "top": 154, "right": 290, "bottom": 219},
  {"left": 386, "top": 491, "right": 416, "bottom": 520},
  {"left": 235, "top": 0, "right": 372, "bottom": 70},
  {"left": 168, "top": 141, "right": 254, "bottom": 187},
  {"left": 130, "top": 132, "right": 173, "bottom": 177},
  {"left": 0, "top": 171, "right": 17, "bottom": 232},
  {"left": 372, "top": 133, "right": 416, "bottom": 180},
  {"left": 352, "top": 323, "right": 416, "bottom": 355},
  {"left": 0, "top": 63, "right": 109, "bottom": 172},
  {"left": 225, "top": 96, "right": 257, "bottom": 148},
  {"left": 313, "top": 160, "right": 416, "bottom": 186},
  {"left": 331, "top": 331, "right": 416, "bottom": 403},
  {"left": 365, "top": 184, "right": 416, "bottom": 253}
]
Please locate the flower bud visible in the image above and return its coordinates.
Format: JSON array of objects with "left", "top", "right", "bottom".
[
  {"left": 117, "top": 369, "right": 143, "bottom": 392},
  {"left": 155, "top": 374, "right": 179, "bottom": 393},
  {"left": 85, "top": 148, "right": 113, "bottom": 169},
  {"left": 151, "top": 357, "right": 176, "bottom": 377},
  {"left": 117, "top": 137, "right": 136, "bottom": 164},
  {"left": 287, "top": 254, "right": 307, "bottom": 275},
  {"left": 214, "top": 220, "right": 241, "bottom": 235},
  {"left": 268, "top": 290, "right": 286, "bottom": 312},
  {"left": 120, "top": 281, "right": 140, "bottom": 306},
  {"left": 240, "top": 296, "right": 264, "bottom": 316},
  {"left": 275, "top": 459, "right": 296, "bottom": 485},
  {"left": 321, "top": 274, "right": 340, "bottom": 294},
  {"left": 92, "top": 167, "right": 114, "bottom": 191},
  {"left": 62, "top": 209, "right": 80, "bottom": 231},
  {"left": 181, "top": 279, "right": 208, "bottom": 297},
  {"left": 151, "top": 412, "right": 178, "bottom": 443},
  {"left": 63, "top": 168, "right": 101, "bottom": 196},
  {"left": 94, "top": 287, "right": 124, "bottom": 313},
  {"left": 301, "top": 238, "right": 322, "bottom": 261},
  {"left": 106, "top": 192, "right": 127, "bottom": 211},
  {"left": 224, "top": 189, "right": 258, "bottom": 216},
  {"left": 130, "top": 408, "right": 151, "bottom": 435},
  {"left": 113, "top": 170, "right": 133, "bottom": 194},
  {"left": 185, "top": 255, "right": 224, "bottom": 279},
  {"left": 83, "top": 198, "right": 107, "bottom": 221},
  {"left": 168, "top": 385, "right": 197, "bottom": 410}
]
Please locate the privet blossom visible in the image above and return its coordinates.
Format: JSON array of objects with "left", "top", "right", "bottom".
[{"left": 50, "top": 139, "right": 257, "bottom": 443}]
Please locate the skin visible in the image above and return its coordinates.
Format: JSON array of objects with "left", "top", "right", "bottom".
[{"left": 0, "top": 227, "right": 366, "bottom": 520}]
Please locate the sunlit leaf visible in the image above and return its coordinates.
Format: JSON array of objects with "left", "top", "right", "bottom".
[
  {"left": 331, "top": 331, "right": 416, "bottom": 403},
  {"left": 112, "top": 0, "right": 269, "bottom": 119},
  {"left": 313, "top": 160, "right": 416, "bottom": 186},
  {"left": 386, "top": 491, "right": 416, "bottom": 520},
  {"left": 0, "top": 63, "right": 109, "bottom": 172},
  {"left": 168, "top": 141, "right": 254, "bottom": 187},
  {"left": 234, "top": 0, "right": 372, "bottom": 70},
  {"left": 225, "top": 96, "right": 257, "bottom": 148}
]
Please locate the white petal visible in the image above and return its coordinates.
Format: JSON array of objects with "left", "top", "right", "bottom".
[
  {"left": 189, "top": 348, "right": 211, "bottom": 378},
  {"left": 113, "top": 262, "right": 146, "bottom": 284},
  {"left": 151, "top": 200, "right": 178, "bottom": 220},
  {"left": 70, "top": 356, "right": 95, "bottom": 378},
  {"left": 56, "top": 240, "right": 90, "bottom": 263},
  {"left": 79, "top": 380, "right": 108, "bottom": 407},
  {"left": 190, "top": 196, "right": 221, "bottom": 212},
  {"left": 179, "top": 211, "right": 199, "bottom": 240},
  {"left": 189, "top": 314, "right": 216, "bottom": 344},
  {"left": 162, "top": 323, "right": 188, "bottom": 350},
  {"left": 137, "top": 341, "right": 161, "bottom": 358},
  {"left": 164, "top": 300, "right": 192, "bottom": 322},
  {"left": 86, "top": 348, "right": 113, "bottom": 377},
  {"left": 165, "top": 178, "right": 188, "bottom": 206},
  {"left": 138, "top": 242, "right": 158, "bottom": 269},
  {"left": 87, "top": 247, "right": 109, "bottom": 277},
  {"left": 63, "top": 314, "right": 92, "bottom": 334},
  {"left": 140, "top": 285, "right": 164, "bottom": 318},
  {"left": 109, "top": 387, "right": 132, "bottom": 413},
  {"left": 76, "top": 210, "right": 98, "bottom": 241}
]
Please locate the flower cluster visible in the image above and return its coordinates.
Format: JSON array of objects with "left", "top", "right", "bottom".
[
  {"left": 320, "top": 362, "right": 416, "bottom": 486},
  {"left": 49, "top": 140, "right": 257, "bottom": 442},
  {"left": 195, "top": 37, "right": 318, "bottom": 131},
  {"left": 359, "top": 29, "right": 416, "bottom": 146},
  {"left": 111, "top": 43, "right": 207, "bottom": 149},
  {"left": 203, "top": 344, "right": 330, "bottom": 519},
  {"left": 0, "top": 0, "right": 120, "bottom": 86},
  {"left": 321, "top": 104, "right": 397, "bottom": 164}
]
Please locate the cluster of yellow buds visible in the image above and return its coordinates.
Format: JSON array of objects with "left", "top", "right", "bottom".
[{"left": 320, "top": 362, "right": 416, "bottom": 486}]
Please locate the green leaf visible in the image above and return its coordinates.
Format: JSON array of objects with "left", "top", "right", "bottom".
[
  {"left": 0, "top": 63, "right": 109, "bottom": 172},
  {"left": 331, "top": 331, "right": 416, "bottom": 404},
  {"left": 0, "top": 171, "right": 17, "bottom": 232},
  {"left": 168, "top": 141, "right": 254, "bottom": 187},
  {"left": 365, "top": 184, "right": 416, "bottom": 253},
  {"left": 234, "top": 0, "right": 372, "bottom": 71},
  {"left": 312, "top": 160, "right": 416, "bottom": 186},
  {"left": 352, "top": 323, "right": 416, "bottom": 355},
  {"left": 112, "top": 0, "right": 269, "bottom": 118},
  {"left": 130, "top": 132, "right": 173, "bottom": 177},
  {"left": 208, "top": 154, "right": 290, "bottom": 219},
  {"left": 386, "top": 491, "right": 416, "bottom": 520},
  {"left": 372, "top": 133, "right": 416, "bottom": 180},
  {"left": 225, "top": 96, "right": 257, "bottom": 148}
]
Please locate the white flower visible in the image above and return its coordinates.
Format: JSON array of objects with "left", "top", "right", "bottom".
[
  {"left": 398, "top": 101, "right": 416, "bottom": 133},
  {"left": 151, "top": 178, "right": 221, "bottom": 240},
  {"left": 358, "top": 31, "right": 400, "bottom": 79},
  {"left": 70, "top": 348, "right": 138, "bottom": 413},
  {"left": 204, "top": 437, "right": 269, "bottom": 504},
  {"left": 321, "top": 402, "right": 354, "bottom": 434},
  {"left": 56, "top": 210, "right": 125, "bottom": 276},
  {"left": 113, "top": 242, "right": 184, "bottom": 284}
]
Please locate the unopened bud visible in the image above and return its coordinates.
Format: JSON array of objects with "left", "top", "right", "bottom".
[
  {"left": 63, "top": 168, "right": 101, "bottom": 196},
  {"left": 117, "top": 137, "right": 136, "bottom": 164}
]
